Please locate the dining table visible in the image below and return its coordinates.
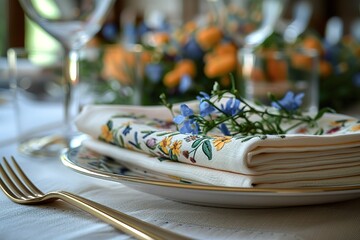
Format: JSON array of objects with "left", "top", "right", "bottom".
[{"left": 1, "top": 92, "right": 360, "bottom": 240}]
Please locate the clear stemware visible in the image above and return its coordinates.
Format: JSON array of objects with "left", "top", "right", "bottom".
[{"left": 18, "top": 0, "right": 115, "bottom": 157}]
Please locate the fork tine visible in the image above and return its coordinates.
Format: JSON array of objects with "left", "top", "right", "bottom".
[
  {"left": 10, "top": 156, "right": 44, "bottom": 195},
  {"left": 0, "top": 163, "right": 26, "bottom": 199},
  {"left": 0, "top": 177, "right": 20, "bottom": 200},
  {"left": 2, "top": 157, "right": 35, "bottom": 197}
]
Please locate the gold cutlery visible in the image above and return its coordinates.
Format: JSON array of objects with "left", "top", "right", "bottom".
[{"left": 0, "top": 156, "right": 191, "bottom": 240}]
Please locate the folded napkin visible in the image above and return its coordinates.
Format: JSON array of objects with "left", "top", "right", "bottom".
[{"left": 75, "top": 104, "right": 360, "bottom": 188}]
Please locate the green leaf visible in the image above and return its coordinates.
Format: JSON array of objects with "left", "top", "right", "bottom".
[
  {"left": 119, "top": 135, "right": 125, "bottom": 147},
  {"left": 168, "top": 150, "right": 178, "bottom": 161},
  {"left": 107, "top": 120, "right": 113, "bottom": 130},
  {"left": 314, "top": 107, "right": 335, "bottom": 120},
  {"left": 191, "top": 138, "right": 203, "bottom": 148},
  {"left": 202, "top": 140, "right": 212, "bottom": 160},
  {"left": 158, "top": 157, "right": 169, "bottom": 162}
]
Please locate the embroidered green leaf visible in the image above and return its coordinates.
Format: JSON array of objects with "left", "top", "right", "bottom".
[
  {"left": 168, "top": 149, "right": 178, "bottom": 161},
  {"left": 119, "top": 135, "right": 125, "bottom": 147},
  {"left": 156, "top": 132, "right": 171, "bottom": 136},
  {"left": 107, "top": 120, "right": 113, "bottom": 130},
  {"left": 202, "top": 140, "right": 212, "bottom": 160},
  {"left": 158, "top": 157, "right": 169, "bottom": 162},
  {"left": 191, "top": 138, "right": 203, "bottom": 148}
]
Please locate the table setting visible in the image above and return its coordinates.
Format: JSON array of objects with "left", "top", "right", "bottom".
[{"left": 2, "top": 0, "right": 360, "bottom": 239}]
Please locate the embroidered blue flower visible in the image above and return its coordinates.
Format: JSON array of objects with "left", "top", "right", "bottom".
[
  {"left": 197, "top": 92, "right": 216, "bottom": 117},
  {"left": 122, "top": 125, "right": 132, "bottom": 136},
  {"left": 271, "top": 91, "right": 304, "bottom": 111},
  {"left": 173, "top": 104, "right": 200, "bottom": 134},
  {"left": 221, "top": 98, "right": 241, "bottom": 116}
]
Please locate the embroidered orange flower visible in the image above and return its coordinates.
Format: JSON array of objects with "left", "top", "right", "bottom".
[
  {"left": 213, "top": 136, "right": 232, "bottom": 151},
  {"left": 170, "top": 140, "right": 182, "bottom": 157},
  {"left": 101, "top": 125, "right": 113, "bottom": 142},
  {"left": 350, "top": 124, "right": 360, "bottom": 132},
  {"left": 159, "top": 136, "right": 173, "bottom": 154}
]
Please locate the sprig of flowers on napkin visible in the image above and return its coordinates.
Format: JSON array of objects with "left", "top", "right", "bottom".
[{"left": 160, "top": 76, "right": 335, "bottom": 138}]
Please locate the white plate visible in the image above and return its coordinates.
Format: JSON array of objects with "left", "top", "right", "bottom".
[{"left": 61, "top": 146, "right": 360, "bottom": 208}]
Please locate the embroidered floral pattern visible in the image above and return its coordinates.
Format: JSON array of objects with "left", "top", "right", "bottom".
[
  {"left": 213, "top": 136, "right": 232, "bottom": 151},
  {"left": 351, "top": 124, "right": 360, "bottom": 132},
  {"left": 159, "top": 136, "right": 172, "bottom": 154},
  {"left": 97, "top": 114, "right": 360, "bottom": 168},
  {"left": 100, "top": 123, "right": 113, "bottom": 142}
]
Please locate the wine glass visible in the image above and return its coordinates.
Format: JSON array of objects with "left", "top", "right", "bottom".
[{"left": 17, "top": 0, "right": 115, "bottom": 157}]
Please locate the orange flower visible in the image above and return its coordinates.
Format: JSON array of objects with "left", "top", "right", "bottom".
[
  {"left": 213, "top": 136, "right": 232, "bottom": 151},
  {"left": 176, "top": 59, "right": 196, "bottom": 77},
  {"left": 184, "top": 21, "right": 197, "bottom": 33},
  {"left": 100, "top": 125, "right": 113, "bottom": 142},
  {"left": 302, "top": 36, "right": 324, "bottom": 56},
  {"left": 249, "top": 68, "right": 265, "bottom": 82},
  {"left": 291, "top": 53, "right": 313, "bottom": 70},
  {"left": 170, "top": 140, "right": 182, "bottom": 157},
  {"left": 150, "top": 32, "right": 170, "bottom": 46},
  {"left": 159, "top": 136, "right": 173, "bottom": 154},
  {"left": 163, "top": 59, "right": 196, "bottom": 88},
  {"left": 196, "top": 26, "right": 222, "bottom": 50},
  {"left": 163, "top": 70, "right": 181, "bottom": 88},
  {"left": 102, "top": 45, "right": 151, "bottom": 85},
  {"left": 214, "top": 43, "right": 237, "bottom": 55},
  {"left": 319, "top": 60, "right": 332, "bottom": 77},
  {"left": 266, "top": 58, "right": 287, "bottom": 82},
  {"left": 204, "top": 43, "right": 237, "bottom": 63},
  {"left": 204, "top": 53, "right": 237, "bottom": 78},
  {"left": 350, "top": 124, "right": 360, "bottom": 132}
]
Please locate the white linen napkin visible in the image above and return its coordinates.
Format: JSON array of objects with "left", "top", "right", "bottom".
[{"left": 75, "top": 104, "right": 360, "bottom": 188}]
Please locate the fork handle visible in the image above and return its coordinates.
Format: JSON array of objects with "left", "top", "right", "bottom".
[{"left": 51, "top": 191, "right": 191, "bottom": 240}]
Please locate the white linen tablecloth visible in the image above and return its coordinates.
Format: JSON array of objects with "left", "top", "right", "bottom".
[{"left": 1, "top": 99, "right": 360, "bottom": 240}]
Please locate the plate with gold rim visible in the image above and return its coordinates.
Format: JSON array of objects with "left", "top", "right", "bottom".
[{"left": 61, "top": 146, "right": 360, "bottom": 208}]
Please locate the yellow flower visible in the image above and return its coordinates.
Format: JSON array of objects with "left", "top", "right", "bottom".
[
  {"left": 213, "top": 136, "right": 232, "bottom": 151},
  {"left": 170, "top": 140, "right": 182, "bottom": 157},
  {"left": 350, "top": 124, "right": 360, "bottom": 132},
  {"left": 101, "top": 125, "right": 113, "bottom": 142},
  {"left": 159, "top": 136, "right": 173, "bottom": 154}
]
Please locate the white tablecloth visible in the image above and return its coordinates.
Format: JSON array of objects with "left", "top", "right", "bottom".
[{"left": 1, "top": 98, "right": 360, "bottom": 240}]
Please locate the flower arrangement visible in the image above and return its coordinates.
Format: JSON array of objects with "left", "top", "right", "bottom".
[
  {"left": 161, "top": 76, "right": 333, "bottom": 138},
  {"left": 82, "top": 4, "right": 360, "bottom": 111}
]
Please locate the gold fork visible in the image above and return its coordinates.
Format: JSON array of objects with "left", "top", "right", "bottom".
[{"left": 0, "top": 156, "right": 191, "bottom": 240}]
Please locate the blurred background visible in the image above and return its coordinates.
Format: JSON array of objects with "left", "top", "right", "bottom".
[
  {"left": 3, "top": 0, "right": 360, "bottom": 53},
  {"left": 1, "top": 0, "right": 360, "bottom": 113}
]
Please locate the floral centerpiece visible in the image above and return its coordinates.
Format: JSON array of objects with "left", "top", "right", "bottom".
[{"left": 81, "top": 7, "right": 360, "bottom": 112}]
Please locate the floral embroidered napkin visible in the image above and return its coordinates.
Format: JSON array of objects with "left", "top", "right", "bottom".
[{"left": 75, "top": 104, "right": 360, "bottom": 188}]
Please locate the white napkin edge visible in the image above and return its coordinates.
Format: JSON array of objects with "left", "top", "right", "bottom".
[{"left": 82, "top": 139, "right": 360, "bottom": 188}]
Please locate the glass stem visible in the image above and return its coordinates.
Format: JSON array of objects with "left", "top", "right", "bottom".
[{"left": 63, "top": 48, "right": 80, "bottom": 135}]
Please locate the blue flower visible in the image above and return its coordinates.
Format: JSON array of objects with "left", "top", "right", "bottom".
[
  {"left": 179, "top": 74, "right": 192, "bottom": 93},
  {"left": 219, "top": 123, "right": 231, "bottom": 136},
  {"left": 122, "top": 125, "right": 132, "bottom": 136},
  {"left": 180, "top": 120, "right": 200, "bottom": 134},
  {"left": 272, "top": 91, "right": 304, "bottom": 111},
  {"left": 197, "top": 92, "right": 216, "bottom": 117},
  {"left": 221, "top": 98, "right": 241, "bottom": 116},
  {"left": 145, "top": 63, "right": 163, "bottom": 83},
  {"left": 173, "top": 104, "right": 199, "bottom": 134},
  {"left": 182, "top": 37, "right": 204, "bottom": 60}
]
